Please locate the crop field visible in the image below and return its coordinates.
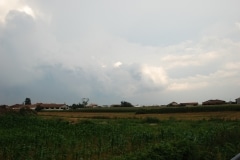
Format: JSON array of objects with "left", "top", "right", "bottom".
[
  {"left": 38, "top": 111, "right": 240, "bottom": 122},
  {"left": 38, "top": 104, "right": 240, "bottom": 122},
  {"left": 1, "top": 107, "right": 240, "bottom": 160}
]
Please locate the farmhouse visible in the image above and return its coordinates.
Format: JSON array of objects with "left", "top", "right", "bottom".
[
  {"left": 202, "top": 99, "right": 226, "bottom": 105},
  {"left": 10, "top": 104, "right": 24, "bottom": 110},
  {"left": 10, "top": 104, "right": 38, "bottom": 110},
  {"left": 167, "top": 102, "right": 179, "bottom": 107},
  {"left": 37, "top": 103, "right": 69, "bottom": 110},
  {"left": 24, "top": 104, "right": 40, "bottom": 110},
  {"left": 86, "top": 103, "right": 98, "bottom": 108},
  {"left": 236, "top": 97, "right": 240, "bottom": 104},
  {"left": 9, "top": 103, "right": 69, "bottom": 111}
]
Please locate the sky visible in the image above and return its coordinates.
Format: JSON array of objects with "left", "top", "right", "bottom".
[{"left": 0, "top": 0, "right": 240, "bottom": 106}]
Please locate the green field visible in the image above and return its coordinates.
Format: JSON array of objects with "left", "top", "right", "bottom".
[{"left": 0, "top": 109, "right": 240, "bottom": 160}]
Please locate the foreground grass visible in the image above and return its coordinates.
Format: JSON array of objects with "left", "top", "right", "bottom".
[{"left": 1, "top": 111, "right": 240, "bottom": 160}]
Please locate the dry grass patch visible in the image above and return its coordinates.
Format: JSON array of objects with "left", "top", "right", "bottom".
[{"left": 38, "top": 111, "right": 240, "bottom": 122}]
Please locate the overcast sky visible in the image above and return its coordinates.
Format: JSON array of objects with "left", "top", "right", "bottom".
[{"left": 0, "top": 0, "right": 240, "bottom": 106}]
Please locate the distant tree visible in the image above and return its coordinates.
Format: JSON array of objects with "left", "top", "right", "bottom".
[
  {"left": 82, "top": 98, "right": 89, "bottom": 107},
  {"left": 121, "top": 101, "right": 134, "bottom": 107},
  {"left": 70, "top": 103, "right": 84, "bottom": 109},
  {"left": 71, "top": 104, "right": 77, "bottom": 110},
  {"left": 24, "top": 98, "right": 31, "bottom": 105},
  {"left": 69, "top": 98, "right": 89, "bottom": 109}
]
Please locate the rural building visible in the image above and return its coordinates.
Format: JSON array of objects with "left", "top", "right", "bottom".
[
  {"left": 179, "top": 102, "right": 198, "bottom": 106},
  {"left": 37, "top": 103, "right": 69, "bottom": 110},
  {"left": 10, "top": 104, "right": 24, "bottom": 110},
  {"left": 9, "top": 103, "right": 69, "bottom": 111},
  {"left": 26, "top": 104, "right": 39, "bottom": 110},
  {"left": 236, "top": 97, "right": 240, "bottom": 104},
  {"left": 202, "top": 99, "right": 226, "bottom": 105},
  {"left": 86, "top": 103, "right": 98, "bottom": 108},
  {"left": 101, "top": 105, "right": 109, "bottom": 108},
  {"left": 9, "top": 104, "right": 37, "bottom": 110},
  {"left": 167, "top": 102, "right": 178, "bottom": 107}
]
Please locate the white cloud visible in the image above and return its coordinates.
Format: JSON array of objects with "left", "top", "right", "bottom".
[
  {"left": 113, "top": 61, "right": 122, "bottom": 68},
  {"left": 141, "top": 65, "right": 168, "bottom": 86},
  {"left": 0, "top": 0, "right": 36, "bottom": 23},
  {"left": 224, "top": 62, "right": 240, "bottom": 70},
  {"left": 236, "top": 22, "right": 240, "bottom": 31},
  {"left": 18, "top": 5, "right": 35, "bottom": 18},
  {"left": 161, "top": 51, "right": 219, "bottom": 69},
  {"left": 167, "top": 63, "right": 240, "bottom": 92},
  {"left": 167, "top": 82, "right": 208, "bottom": 91}
]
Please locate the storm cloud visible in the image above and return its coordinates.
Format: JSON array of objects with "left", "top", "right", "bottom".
[{"left": 0, "top": 0, "right": 240, "bottom": 105}]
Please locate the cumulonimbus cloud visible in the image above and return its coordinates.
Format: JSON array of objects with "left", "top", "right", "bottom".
[{"left": 1, "top": 0, "right": 240, "bottom": 105}]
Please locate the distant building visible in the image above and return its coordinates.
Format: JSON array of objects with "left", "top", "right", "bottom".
[
  {"left": 38, "top": 103, "right": 69, "bottom": 110},
  {"left": 86, "top": 103, "right": 98, "bottom": 108},
  {"left": 27, "top": 104, "right": 39, "bottom": 110},
  {"left": 202, "top": 99, "right": 226, "bottom": 105},
  {"left": 167, "top": 102, "right": 179, "bottom": 107},
  {"left": 101, "top": 105, "right": 109, "bottom": 108},
  {"left": 227, "top": 101, "right": 236, "bottom": 104},
  {"left": 10, "top": 103, "right": 69, "bottom": 111},
  {"left": 10, "top": 104, "right": 24, "bottom": 110},
  {"left": 236, "top": 97, "right": 240, "bottom": 104}
]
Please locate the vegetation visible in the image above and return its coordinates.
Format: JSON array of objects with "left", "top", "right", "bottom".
[
  {"left": 69, "top": 107, "right": 139, "bottom": 113},
  {"left": 39, "top": 104, "right": 240, "bottom": 114},
  {"left": 0, "top": 111, "right": 240, "bottom": 160},
  {"left": 24, "top": 97, "right": 31, "bottom": 105},
  {"left": 70, "top": 98, "right": 90, "bottom": 109},
  {"left": 120, "top": 101, "right": 134, "bottom": 107},
  {"left": 70, "top": 103, "right": 85, "bottom": 109},
  {"left": 135, "top": 104, "right": 240, "bottom": 114}
]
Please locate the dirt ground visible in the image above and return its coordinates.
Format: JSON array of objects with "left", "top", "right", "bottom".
[{"left": 38, "top": 111, "right": 240, "bottom": 123}]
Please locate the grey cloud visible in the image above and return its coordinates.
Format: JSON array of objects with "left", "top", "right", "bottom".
[
  {"left": 5, "top": 10, "right": 35, "bottom": 32},
  {"left": 1, "top": 0, "right": 240, "bottom": 106},
  {"left": 28, "top": 0, "right": 240, "bottom": 45}
]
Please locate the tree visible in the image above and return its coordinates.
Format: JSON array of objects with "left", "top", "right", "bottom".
[
  {"left": 82, "top": 98, "right": 89, "bottom": 107},
  {"left": 70, "top": 98, "right": 89, "bottom": 109},
  {"left": 70, "top": 103, "right": 84, "bottom": 109},
  {"left": 24, "top": 98, "right": 31, "bottom": 105},
  {"left": 121, "top": 101, "right": 134, "bottom": 107}
]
